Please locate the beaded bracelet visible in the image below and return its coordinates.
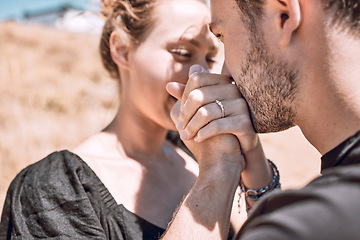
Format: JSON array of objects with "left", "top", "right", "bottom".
[{"left": 240, "top": 159, "right": 281, "bottom": 202}]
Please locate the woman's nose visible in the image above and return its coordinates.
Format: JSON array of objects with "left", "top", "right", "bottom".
[{"left": 196, "top": 58, "right": 210, "bottom": 72}]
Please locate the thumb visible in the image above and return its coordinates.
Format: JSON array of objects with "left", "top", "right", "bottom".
[
  {"left": 166, "top": 82, "right": 185, "bottom": 100},
  {"left": 189, "top": 64, "right": 207, "bottom": 77}
]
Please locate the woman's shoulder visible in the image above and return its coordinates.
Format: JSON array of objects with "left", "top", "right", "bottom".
[
  {"left": 10, "top": 150, "right": 95, "bottom": 191},
  {"left": 20, "top": 150, "right": 88, "bottom": 174},
  {"left": 1, "top": 150, "right": 113, "bottom": 239},
  {"left": 31, "top": 150, "right": 85, "bottom": 168},
  {"left": 5, "top": 150, "right": 110, "bottom": 218},
  {"left": 73, "top": 132, "right": 120, "bottom": 160}
]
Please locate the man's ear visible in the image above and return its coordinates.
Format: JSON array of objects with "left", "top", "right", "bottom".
[
  {"left": 109, "top": 30, "right": 131, "bottom": 70},
  {"left": 275, "top": 0, "right": 302, "bottom": 48}
]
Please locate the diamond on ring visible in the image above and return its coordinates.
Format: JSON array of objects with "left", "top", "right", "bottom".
[{"left": 215, "top": 99, "right": 225, "bottom": 118}]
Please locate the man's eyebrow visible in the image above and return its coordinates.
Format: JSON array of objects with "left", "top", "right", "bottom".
[{"left": 209, "top": 22, "right": 218, "bottom": 34}]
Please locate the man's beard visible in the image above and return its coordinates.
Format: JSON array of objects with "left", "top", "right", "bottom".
[{"left": 235, "top": 32, "right": 299, "bottom": 133}]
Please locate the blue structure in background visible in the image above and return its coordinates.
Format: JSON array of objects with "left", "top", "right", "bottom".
[
  {"left": 0, "top": 0, "right": 103, "bottom": 34},
  {"left": 0, "top": 0, "right": 99, "bottom": 23}
]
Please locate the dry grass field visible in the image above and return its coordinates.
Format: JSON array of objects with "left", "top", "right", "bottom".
[
  {"left": 0, "top": 22, "right": 119, "bottom": 211},
  {"left": 0, "top": 22, "right": 321, "bottom": 214}
]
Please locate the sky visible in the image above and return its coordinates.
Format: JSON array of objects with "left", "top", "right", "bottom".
[{"left": 0, "top": 0, "right": 99, "bottom": 20}]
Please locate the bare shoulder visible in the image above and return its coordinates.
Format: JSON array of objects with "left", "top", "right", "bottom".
[
  {"left": 72, "top": 132, "right": 144, "bottom": 207},
  {"left": 73, "top": 132, "right": 118, "bottom": 159},
  {"left": 71, "top": 132, "right": 134, "bottom": 179}
]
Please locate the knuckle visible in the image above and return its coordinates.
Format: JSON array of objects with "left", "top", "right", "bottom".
[
  {"left": 188, "top": 90, "right": 204, "bottom": 105},
  {"left": 186, "top": 125, "right": 195, "bottom": 135},
  {"left": 198, "top": 106, "right": 209, "bottom": 119},
  {"left": 209, "top": 120, "right": 221, "bottom": 133}
]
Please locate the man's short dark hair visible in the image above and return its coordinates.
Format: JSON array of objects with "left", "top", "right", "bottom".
[
  {"left": 324, "top": 0, "right": 360, "bottom": 33},
  {"left": 235, "top": 0, "right": 360, "bottom": 35}
]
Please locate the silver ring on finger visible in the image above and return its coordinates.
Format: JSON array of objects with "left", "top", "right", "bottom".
[{"left": 214, "top": 99, "right": 225, "bottom": 118}]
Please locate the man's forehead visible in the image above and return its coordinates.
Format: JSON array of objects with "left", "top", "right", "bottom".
[
  {"left": 209, "top": 0, "right": 238, "bottom": 21},
  {"left": 209, "top": 0, "right": 224, "bottom": 26}
]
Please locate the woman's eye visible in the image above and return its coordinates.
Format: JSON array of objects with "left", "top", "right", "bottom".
[{"left": 171, "top": 48, "right": 192, "bottom": 60}]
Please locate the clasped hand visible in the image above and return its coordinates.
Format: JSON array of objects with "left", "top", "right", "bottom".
[{"left": 166, "top": 65, "right": 261, "bottom": 176}]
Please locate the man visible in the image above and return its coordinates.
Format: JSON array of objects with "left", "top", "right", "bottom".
[{"left": 161, "top": 0, "right": 360, "bottom": 239}]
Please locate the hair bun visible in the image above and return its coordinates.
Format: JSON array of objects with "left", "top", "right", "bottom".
[{"left": 101, "top": 0, "right": 122, "bottom": 18}]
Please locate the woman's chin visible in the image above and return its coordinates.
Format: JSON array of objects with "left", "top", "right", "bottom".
[{"left": 166, "top": 122, "right": 177, "bottom": 131}]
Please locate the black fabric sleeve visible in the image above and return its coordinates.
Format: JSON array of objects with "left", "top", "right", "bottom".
[
  {"left": 0, "top": 151, "right": 111, "bottom": 239},
  {"left": 236, "top": 164, "right": 360, "bottom": 240}
]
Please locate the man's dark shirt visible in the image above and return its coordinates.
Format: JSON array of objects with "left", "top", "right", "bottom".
[{"left": 237, "top": 130, "right": 360, "bottom": 240}]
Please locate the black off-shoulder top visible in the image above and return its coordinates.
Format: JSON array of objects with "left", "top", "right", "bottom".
[{"left": 0, "top": 150, "right": 165, "bottom": 239}]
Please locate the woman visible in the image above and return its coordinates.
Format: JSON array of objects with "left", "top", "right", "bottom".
[{"left": 0, "top": 0, "right": 257, "bottom": 239}]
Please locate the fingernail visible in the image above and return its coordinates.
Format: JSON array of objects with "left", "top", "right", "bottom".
[
  {"left": 180, "top": 131, "right": 188, "bottom": 141},
  {"left": 189, "top": 65, "right": 205, "bottom": 76},
  {"left": 194, "top": 136, "right": 200, "bottom": 142},
  {"left": 176, "top": 120, "right": 184, "bottom": 131}
]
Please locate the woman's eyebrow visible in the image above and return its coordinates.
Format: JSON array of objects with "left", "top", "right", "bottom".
[
  {"left": 177, "top": 36, "right": 201, "bottom": 48},
  {"left": 177, "top": 27, "right": 218, "bottom": 51},
  {"left": 187, "top": 38, "right": 201, "bottom": 48}
]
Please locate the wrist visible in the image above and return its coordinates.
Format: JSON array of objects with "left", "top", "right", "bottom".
[
  {"left": 241, "top": 141, "right": 271, "bottom": 189},
  {"left": 242, "top": 137, "right": 264, "bottom": 161},
  {"left": 201, "top": 155, "right": 244, "bottom": 169},
  {"left": 197, "top": 154, "right": 244, "bottom": 189},
  {"left": 240, "top": 159, "right": 281, "bottom": 203}
]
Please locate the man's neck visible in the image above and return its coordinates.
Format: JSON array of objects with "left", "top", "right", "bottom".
[
  {"left": 327, "top": 28, "right": 360, "bottom": 117},
  {"left": 298, "top": 29, "right": 360, "bottom": 155}
]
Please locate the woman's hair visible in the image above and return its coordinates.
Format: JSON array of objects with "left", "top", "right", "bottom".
[
  {"left": 100, "top": 0, "right": 207, "bottom": 80},
  {"left": 100, "top": 0, "right": 157, "bottom": 79}
]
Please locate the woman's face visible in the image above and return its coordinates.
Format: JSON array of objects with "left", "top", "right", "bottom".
[{"left": 123, "top": 0, "right": 219, "bottom": 131}]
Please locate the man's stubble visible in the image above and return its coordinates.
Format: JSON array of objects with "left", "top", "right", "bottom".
[{"left": 235, "top": 28, "right": 299, "bottom": 133}]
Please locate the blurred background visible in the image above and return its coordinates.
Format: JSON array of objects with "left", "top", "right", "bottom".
[{"left": 0, "top": 0, "right": 321, "bottom": 214}]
